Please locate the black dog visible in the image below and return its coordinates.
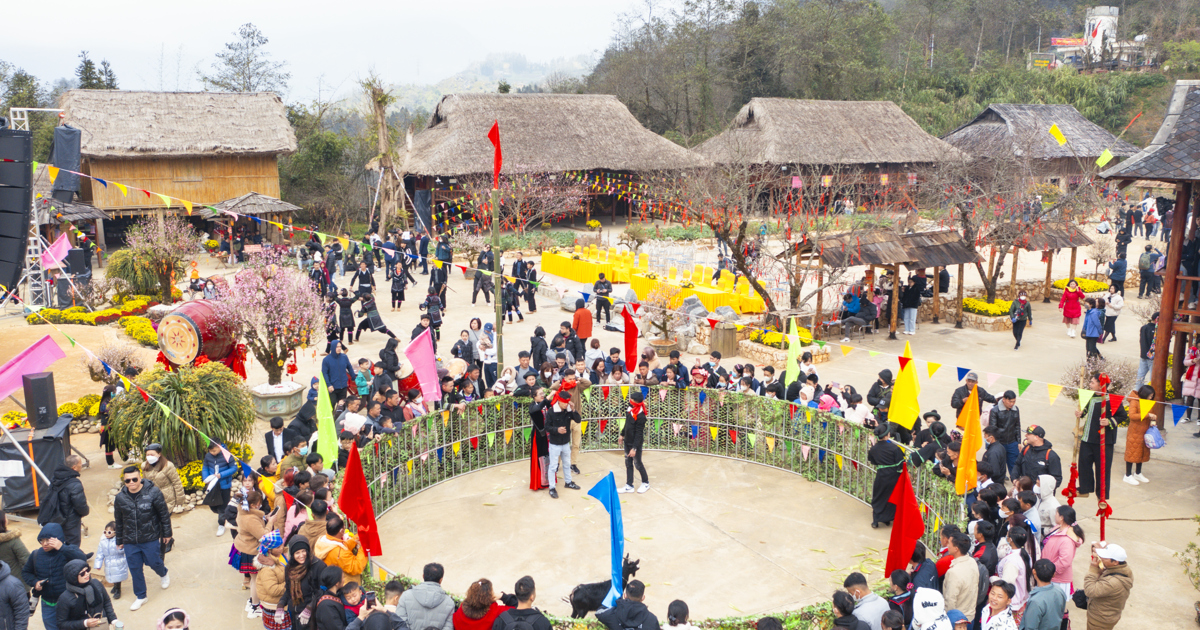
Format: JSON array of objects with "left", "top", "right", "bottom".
[{"left": 566, "top": 555, "right": 640, "bottom": 619}]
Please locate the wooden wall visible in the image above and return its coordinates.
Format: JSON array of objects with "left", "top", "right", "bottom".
[{"left": 80, "top": 155, "right": 281, "bottom": 213}]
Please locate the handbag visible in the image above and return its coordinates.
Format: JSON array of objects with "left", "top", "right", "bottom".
[
  {"left": 201, "top": 484, "right": 226, "bottom": 508},
  {"left": 1145, "top": 425, "right": 1166, "bottom": 449}
]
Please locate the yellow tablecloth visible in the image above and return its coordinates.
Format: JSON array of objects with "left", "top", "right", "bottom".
[
  {"left": 631, "top": 274, "right": 745, "bottom": 313},
  {"left": 541, "top": 252, "right": 614, "bottom": 284}
]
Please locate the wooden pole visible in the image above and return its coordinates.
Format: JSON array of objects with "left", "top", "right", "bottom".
[
  {"left": 1069, "top": 247, "right": 1078, "bottom": 282},
  {"left": 889, "top": 263, "right": 900, "bottom": 340},
  {"left": 1010, "top": 248, "right": 1020, "bottom": 300},
  {"left": 814, "top": 264, "right": 823, "bottom": 340},
  {"left": 1152, "top": 182, "right": 1192, "bottom": 426},
  {"left": 956, "top": 263, "right": 965, "bottom": 328},
  {"left": 1043, "top": 250, "right": 1054, "bottom": 303},
  {"left": 931, "top": 265, "right": 940, "bottom": 324},
  {"left": 492, "top": 188, "right": 504, "bottom": 373}
]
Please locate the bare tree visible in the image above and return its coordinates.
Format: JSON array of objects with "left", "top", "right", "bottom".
[
  {"left": 362, "top": 75, "right": 404, "bottom": 231},
  {"left": 456, "top": 171, "right": 588, "bottom": 233}
]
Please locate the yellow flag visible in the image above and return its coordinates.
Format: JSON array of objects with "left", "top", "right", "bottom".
[
  {"left": 835, "top": 454, "right": 844, "bottom": 470},
  {"left": 581, "top": 421, "right": 588, "bottom": 433},
  {"left": 620, "top": 385, "right": 629, "bottom": 399},
  {"left": 1047, "top": 384, "right": 1063, "bottom": 405},
  {"left": 406, "top": 460, "right": 413, "bottom": 475},
  {"left": 182, "top": 199, "right": 193, "bottom": 215},
  {"left": 339, "top": 237, "right": 349, "bottom": 249},
  {"left": 955, "top": 388, "right": 982, "bottom": 495},
  {"left": 1138, "top": 398, "right": 1155, "bottom": 420},
  {"left": 443, "top": 410, "right": 450, "bottom": 426},
  {"left": 113, "top": 182, "right": 128, "bottom": 197},
  {"left": 452, "top": 441, "right": 461, "bottom": 455},
  {"left": 1048, "top": 124, "right": 1067, "bottom": 146},
  {"left": 840, "top": 345, "right": 852, "bottom": 357},
  {"left": 766, "top": 436, "right": 775, "bottom": 453},
  {"left": 1096, "top": 148, "right": 1114, "bottom": 167},
  {"left": 156, "top": 193, "right": 172, "bottom": 208},
  {"left": 927, "top": 362, "right": 941, "bottom": 378},
  {"left": 47, "top": 165, "right": 59, "bottom": 183},
  {"left": 709, "top": 427, "right": 718, "bottom": 440},
  {"left": 889, "top": 342, "right": 921, "bottom": 430},
  {"left": 504, "top": 429, "right": 512, "bottom": 444}
]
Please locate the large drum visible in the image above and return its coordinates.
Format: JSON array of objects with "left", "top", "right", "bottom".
[
  {"left": 445, "top": 358, "right": 468, "bottom": 379},
  {"left": 157, "top": 300, "right": 235, "bottom": 366},
  {"left": 397, "top": 362, "right": 422, "bottom": 396}
]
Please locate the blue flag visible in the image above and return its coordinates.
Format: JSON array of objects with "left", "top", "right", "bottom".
[
  {"left": 581, "top": 292, "right": 592, "bottom": 303},
  {"left": 957, "top": 367, "right": 971, "bottom": 382},
  {"left": 586, "top": 472, "right": 625, "bottom": 608}
]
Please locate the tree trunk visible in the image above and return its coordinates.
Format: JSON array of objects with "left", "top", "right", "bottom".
[
  {"left": 265, "top": 363, "right": 283, "bottom": 386},
  {"left": 159, "top": 270, "right": 174, "bottom": 305}
]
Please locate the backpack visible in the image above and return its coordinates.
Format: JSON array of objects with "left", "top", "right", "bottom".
[
  {"left": 36, "top": 484, "right": 64, "bottom": 526},
  {"left": 494, "top": 610, "right": 538, "bottom": 630},
  {"left": 1138, "top": 252, "right": 1153, "bottom": 271}
]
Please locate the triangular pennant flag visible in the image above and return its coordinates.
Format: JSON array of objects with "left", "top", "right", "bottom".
[
  {"left": 801, "top": 445, "right": 810, "bottom": 461},
  {"left": 766, "top": 436, "right": 775, "bottom": 453},
  {"left": 840, "top": 345, "right": 852, "bottom": 357},
  {"left": 1095, "top": 148, "right": 1114, "bottom": 167},
  {"left": 457, "top": 264, "right": 467, "bottom": 275},
  {"left": 136, "top": 387, "right": 149, "bottom": 402},
  {"left": 658, "top": 389, "right": 668, "bottom": 402},
  {"left": 729, "top": 429, "right": 737, "bottom": 444},
  {"left": 709, "top": 427, "right": 718, "bottom": 441},
  {"left": 581, "top": 421, "right": 589, "bottom": 433},
  {"left": 1138, "top": 397, "right": 1155, "bottom": 420},
  {"left": 523, "top": 427, "right": 531, "bottom": 441},
  {"left": 986, "top": 372, "right": 1002, "bottom": 388},
  {"left": 1107, "top": 394, "right": 1125, "bottom": 415},
  {"left": 707, "top": 318, "right": 719, "bottom": 329},
  {"left": 182, "top": 199, "right": 193, "bottom": 215},
  {"left": 47, "top": 165, "right": 59, "bottom": 183},
  {"left": 1078, "top": 389, "right": 1095, "bottom": 410},
  {"left": 816, "top": 340, "right": 826, "bottom": 349},
  {"left": 641, "top": 386, "right": 649, "bottom": 400},
  {"left": 1047, "top": 384, "right": 1063, "bottom": 405},
  {"left": 602, "top": 386, "right": 610, "bottom": 400},
  {"left": 63, "top": 334, "right": 76, "bottom": 348},
  {"left": 1173, "top": 404, "right": 1186, "bottom": 426},
  {"left": 93, "top": 177, "right": 108, "bottom": 189},
  {"left": 927, "top": 362, "right": 941, "bottom": 378},
  {"left": 748, "top": 433, "right": 757, "bottom": 448},
  {"left": 156, "top": 400, "right": 171, "bottom": 418},
  {"left": 1017, "top": 378, "right": 1032, "bottom": 397},
  {"left": 654, "top": 418, "right": 661, "bottom": 433},
  {"left": 504, "top": 429, "right": 512, "bottom": 444},
  {"left": 956, "top": 367, "right": 970, "bottom": 381},
  {"left": 672, "top": 423, "right": 681, "bottom": 436},
  {"left": 835, "top": 454, "right": 844, "bottom": 470},
  {"left": 620, "top": 385, "right": 629, "bottom": 399},
  {"left": 452, "top": 441, "right": 461, "bottom": 455},
  {"left": 581, "top": 292, "right": 591, "bottom": 302},
  {"left": 487, "top": 432, "right": 496, "bottom": 447},
  {"left": 156, "top": 193, "right": 172, "bottom": 208},
  {"left": 1048, "top": 123, "right": 1067, "bottom": 146},
  {"left": 113, "top": 182, "right": 128, "bottom": 197},
  {"left": 898, "top": 356, "right": 911, "bottom": 370},
  {"left": 406, "top": 460, "right": 414, "bottom": 475}
]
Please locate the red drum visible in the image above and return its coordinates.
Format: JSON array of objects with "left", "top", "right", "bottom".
[
  {"left": 158, "top": 300, "right": 235, "bottom": 366},
  {"left": 445, "top": 358, "right": 468, "bottom": 379},
  {"left": 397, "top": 362, "right": 422, "bottom": 396}
]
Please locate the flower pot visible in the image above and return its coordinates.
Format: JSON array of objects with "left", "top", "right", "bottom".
[
  {"left": 649, "top": 338, "right": 679, "bottom": 356},
  {"left": 249, "top": 381, "right": 306, "bottom": 423}
]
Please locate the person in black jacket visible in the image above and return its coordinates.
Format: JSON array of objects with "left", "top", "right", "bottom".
[
  {"left": 112, "top": 466, "right": 172, "bottom": 609},
  {"left": 23, "top": 523, "right": 87, "bottom": 630},
  {"left": 987, "top": 391, "right": 1021, "bottom": 477},
  {"left": 492, "top": 576, "right": 551, "bottom": 630},
  {"left": 619, "top": 391, "right": 650, "bottom": 494},
  {"left": 593, "top": 273, "right": 614, "bottom": 323},
  {"left": 56, "top": 559, "right": 117, "bottom": 630},
  {"left": 867, "top": 370, "right": 893, "bottom": 424},
  {"left": 389, "top": 262, "right": 415, "bottom": 311},
  {"left": 1014, "top": 425, "right": 1062, "bottom": 491},
  {"left": 950, "top": 373, "right": 996, "bottom": 417},
  {"left": 867, "top": 423, "right": 905, "bottom": 528},
  {"left": 44, "top": 456, "right": 89, "bottom": 547},
  {"left": 529, "top": 327, "right": 550, "bottom": 371},
  {"left": 545, "top": 382, "right": 581, "bottom": 499},
  {"left": 0, "top": 559, "right": 28, "bottom": 630},
  {"left": 350, "top": 262, "right": 375, "bottom": 297},
  {"left": 312, "top": 566, "right": 347, "bottom": 630},
  {"left": 379, "top": 338, "right": 402, "bottom": 381},
  {"left": 473, "top": 244, "right": 495, "bottom": 305},
  {"left": 900, "top": 276, "right": 922, "bottom": 335},
  {"left": 552, "top": 323, "right": 584, "bottom": 364},
  {"left": 279, "top": 538, "right": 328, "bottom": 627},
  {"left": 981, "top": 427, "right": 1008, "bottom": 486},
  {"left": 596, "top": 580, "right": 659, "bottom": 630},
  {"left": 354, "top": 293, "right": 396, "bottom": 341},
  {"left": 523, "top": 261, "right": 539, "bottom": 313},
  {"left": 334, "top": 290, "right": 358, "bottom": 345}
]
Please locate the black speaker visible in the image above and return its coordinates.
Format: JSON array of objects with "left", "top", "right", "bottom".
[
  {"left": 66, "top": 248, "right": 86, "bottom": 273},
  {"left": 0, "top": 129, "right": 32, "bottom": 293},
  {"left": 23, "top": 372, "right": 58, "bottom": 430},
  {"left": 0, "top": 414, "right": 72, "bottom": 511},
  {"left": 55, "top": 276, "right": 72, "bottom": 309}
]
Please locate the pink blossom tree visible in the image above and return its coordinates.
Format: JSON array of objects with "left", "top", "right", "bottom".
[
  {"left": 211, "top": 248, "right": 325, "bottom": 385},
  {"left": 124, "top": 214, "right": 203, "bottom": 305}
]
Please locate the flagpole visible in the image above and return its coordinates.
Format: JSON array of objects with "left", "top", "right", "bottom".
[{"left": 492, "top": 187, "right": 504, "bottom": 374}]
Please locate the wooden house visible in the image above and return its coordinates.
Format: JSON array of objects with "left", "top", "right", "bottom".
[
  {"left": 32, "top": 163, "right": 108, "bottom": 247},
  {"left": 942, "top": 104, "right": 1139, "bottom": 190},
  {"left": 59, "top": 90, "right": 297, "bottom": 240}
]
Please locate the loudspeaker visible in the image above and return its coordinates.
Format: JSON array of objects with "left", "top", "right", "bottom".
[
  {"left": 66, "top": 248, "right": 86, "bottom": 273},
  {"left": 0, "top": 129, "right": 32, "bottom": 293},
  {"left": 55, "top": 276, "right": 72, "bottom": 309},
  {"left": 22, "top": 372, "right": 58, "bottom": 430},
  {"left": 0, "top": 414, "right": 72, "bottom": 511}
]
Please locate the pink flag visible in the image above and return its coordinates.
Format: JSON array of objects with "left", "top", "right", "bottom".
[
  {"left": 403, "top": 328, "right": 442, "bottom": 402},
  {"left": 0, "top": 335, "right": 66, "bottom": 401},
  {"left": 41, "top": 234, "right": 71, "bottom": 268}
]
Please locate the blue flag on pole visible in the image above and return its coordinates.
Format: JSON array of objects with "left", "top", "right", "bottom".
[{"left": 587, "top": 472, "right": 624, "bottom": 608}]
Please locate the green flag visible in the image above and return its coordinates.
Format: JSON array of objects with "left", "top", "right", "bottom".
[
  {"left": 785, "top": 318, "right": 801, "bottom": 387},
  {"left": 1095, "top": 148, "right": 1114, "bottom": 167},
  {"left": 487, "top": 432, "right": 496, "bottom": 447},
  {"left": 156, "top": 400, "right": 172, "bottom": 419},
  {"left": 316, "top": 373, "right": 338, "bottom": 469},
  {"left": 523, "top": 427, "right": 532, "bottom": 441},
  {"left": 1017, "top": 378, "right": 1032, "bottom": 397}
]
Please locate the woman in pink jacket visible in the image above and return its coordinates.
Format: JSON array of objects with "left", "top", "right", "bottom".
[
  {"left": 1058, "top": 280, "right": 1085, "bottom": 338},
  {"left": 1182, "top": 344, "right": 1200, "bottom": 423},
  {"left": 1041, "top": 505, "right": 1084, "bottom": 602}
]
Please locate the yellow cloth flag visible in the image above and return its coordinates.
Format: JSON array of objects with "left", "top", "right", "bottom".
[
  {"left": 406, "top": 460, "right": 413, "bottom": 475},
  {"left": 452, "top": 441, "right": 461, "bottom": 455},
  {"left": 504, "top": 429, "right": 512, "bottom": 444},
  {"left": 47, "top": 165, "right": 59, "bottom": 183},
  {"left": 766, "top": 436, "right": 775, "bottom": 453},
  {"left": 443, "top": 410, "right": 450, "bottom": 426},
  {"left": 182, "top": 200, "right": 193, "bottom": 215},
  {"left": 709, "top": 427, "right": 718, "bottom": 440},
  {"left": 955, "top": 387, "right": 982, "bottom": 495},
  {"left": 890, "top": 342, "right": 922, "bottom": 430},
  {"left": 1138, "top": 398, "right": 1155, "bottom": 420},
  {"left": 620, "top": 385, "right": 629, "bottom": 399},
  {"left": 339, "top": 237, "right": 349, "bottom": 249},
  {"left": 1047, "top": 384, "right": 1063, "bottom": 406},
  {"left": 927, "top": 362, "right": 941, "bottom": 378},
  {"left": 113, "top": 182, "right": 128, "bottom": 197},
  {"left": 1048, "top": 124, "right": 1067, "bottom": 146},
  {"left": 835, "top": 454, "right": 844, "bottom": 470},
  {"left": 1096, "top": 148, "right": 1114, "bottom": 167},
  {"left": 840, "top": 345, "right": 852, "bottom": 357},
  {"left": 581, "top": 421, "right": 588, "bottom": 433}
]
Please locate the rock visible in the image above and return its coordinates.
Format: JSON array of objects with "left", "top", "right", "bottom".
[
  {"left": 687, "top": 342, "right": 709, "bottom": 355},
  {"left": 674, "top": 323, "right": 696, "bottom": 340},
  {"left": 560, "top": 292, "right": 582, "bottom": 312},
  {"left": 88, "top": 427, "right": 100, "bottom": 434},
  {"left": 109, "top": 488, "right": 119, "bottom": 496},
  {"left": 714, "top": 305, "right": 739, "bottom": 320}
]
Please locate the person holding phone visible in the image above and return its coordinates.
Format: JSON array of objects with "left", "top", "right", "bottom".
[{"left": 56, "top": 560, "right": 119, "bottom": 630}]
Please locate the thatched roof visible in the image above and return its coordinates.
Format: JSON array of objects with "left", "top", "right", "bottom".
[
  {"left": 32, "top": 164, "right": 107, "bottom": 225},
  {"left": 813, "top": 229, "right": 980, "bottom": 268},
  {"left": 401, "top": 93, "right": 711, "bottom": 177},
  {"left": 203, "top": 192, "right": 301, "bottom": 219},
  {"left": 695, "top": 98, "right": 965, "bottom": 166},
  {"left": 59, "top": 90, "right": 298, "bottom": 159},
  {"left": 1102, "top": 81, "right": 1200, "bottom": 183},
  {"left": 943, "top": 104, "right": 1139, "bottom": 161}
]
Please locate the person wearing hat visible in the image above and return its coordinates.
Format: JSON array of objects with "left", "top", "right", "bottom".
[
  {"left": 1074, "top": 373, "right": 1127, "bottom": 499},
  {"left": 867, "top": 370, "right": 893, "bottom": 425},
  {"left": 1082, "top": 542, "right": 1133, "bottom": 630},
  {"left": 618, "top": 390, "right": 650, "bottom": 494},
  {"left": 1014, "top": 425, "right": 1062, "bottom": 491},
  {"left": 867, "top": 423, "right": 905, "bottom": 528},
  {"left": 986, "top": 391, "right": 1022, "bottom": 478},
  {"left": 950, "top": 373, "right": 996, "bottom": 422},
  {"left": 944, "top": 609, "right": 968, "bottom": 630}
]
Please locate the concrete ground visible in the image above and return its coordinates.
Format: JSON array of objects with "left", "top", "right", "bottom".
[{"left": 0, "top": 226, "right": 1194, "bottom": 627}]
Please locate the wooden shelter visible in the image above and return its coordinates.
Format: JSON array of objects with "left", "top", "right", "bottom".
[
  {"left": 808, "top": 229, "right": 982, "bottom": 338},
  {"left": 942, "top": 104, "right": 1139, "bottom": 189},
  {"left": 401, "top": 93, "right": 711, "bottom": 230},
  {"left": 32, "top": 163, "right": 108, "bottom": 247},
  {"left": 982, "top": 222, "right": 1095, "bottom": 302},
  {"left": 59, "top": 90, "right": 297, "bottom": 234},
  {"left": 1101, "top": 80, "right": 1200, "bottom": 426},
  {"left": 201, "top": 192, "right": 301, "bottom": 245}
]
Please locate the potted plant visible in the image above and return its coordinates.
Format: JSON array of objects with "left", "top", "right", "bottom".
[{"left": 642, "top": 284, "right": 685, "bottom": 355}]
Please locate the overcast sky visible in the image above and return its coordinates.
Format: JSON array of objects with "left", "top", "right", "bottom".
[{"left": 6, "top": 0, "right": 630, "bottom": 102}]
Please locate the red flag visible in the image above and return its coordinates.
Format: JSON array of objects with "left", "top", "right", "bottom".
[
  {"left": 487, "top": 121, "right": 502, "bottom": 189},
  {"left": 621, "top": 305, "right": 639, "bottom": 370},
  {"left": 707, "top": 318, "right": 718, "bottom": 329},
  {"left": 884, "top": 464, "right": 925, "bottom": 578},
  {"left": 137, "top": 387, "right": 150, "bottom": 402},
  {"left": 337, "top": 443, "right": 383, "bottom": 556},
  {"left": 282, "top": 491, "right": 295, "bottom": 513}
]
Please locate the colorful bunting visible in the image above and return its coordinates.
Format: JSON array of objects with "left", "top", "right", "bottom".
[
  {"left": 1047, "top": 384, "right": 1063, "bottom": 405},
  {"left": 1017, "top": 378, "right": 1032, "bottom": 397},
  {"left": 927, "top": 362, "right": 941, "bottom": 378},
  {"left": 956, "top": 367, "right": 970, "bottom": 382}
]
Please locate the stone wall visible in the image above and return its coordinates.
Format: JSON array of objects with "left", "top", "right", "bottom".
[{"left": 737, "top": 340, "right": 831, "bottom": 369}]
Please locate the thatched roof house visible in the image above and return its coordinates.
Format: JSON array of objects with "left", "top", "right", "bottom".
[
  {"left": 1101, "top": 81, "right": 1200, "bottom": 184},
  {"left": 402, "top": 93, "right": 711, "bottom": 177},
  {"left": 942, "top": 104, "right": 1138, "bottom": 180},
  {"left": 694, "top": 98, "right": 964, "bottom": 168},
  {"left": 59, "top": 90, "right": 297, "bottom": 220},
  {"left": 32, "top": 164, "right": 106, "bottom": 226}
]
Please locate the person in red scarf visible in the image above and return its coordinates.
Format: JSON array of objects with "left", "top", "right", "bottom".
[
  {"left": 619, "top": 390, "right": 650, "bottom": 494},
  {"left": 528, "top": 389, "right": 550, "bottom": 491},
  {"left": 545, "top": 377, "right": 581, "bottom": 498}
]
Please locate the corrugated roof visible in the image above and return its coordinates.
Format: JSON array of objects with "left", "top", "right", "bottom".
[
  {"left": 695, "top": 98, "right": 966, "bottom": 166},
  {"left": 943, "top": 104, "right": 1139, "bottom": 160},
  {"left": 59, "top": 90, "right": 298, "bottom": 159},
  {"left": 1101, "top": 81, "right": 1200, "bottom": 183}
]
